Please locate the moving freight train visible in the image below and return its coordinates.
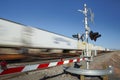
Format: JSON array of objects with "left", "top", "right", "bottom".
[
  {"left": 0, "top": 18, "right": 105, "bottom": 54},
  {"left": 0, "top": 18, "right": 78, "bottom": 49}
]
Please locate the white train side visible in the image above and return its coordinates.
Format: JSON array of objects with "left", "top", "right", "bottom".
[
  {"left": 0, "top": 18, "right": 78, "bottom": 49},
  {"left": 0, "top": 18, "right": 105, "bottom": 51}
]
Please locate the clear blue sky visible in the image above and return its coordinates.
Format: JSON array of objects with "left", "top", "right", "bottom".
[{"left": 0, "top": 0, "right": 120, "bottom": 50}]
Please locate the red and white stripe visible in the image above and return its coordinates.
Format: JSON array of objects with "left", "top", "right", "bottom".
[{"left": 0, "top": 58, "right": 84, "bottom": 75}]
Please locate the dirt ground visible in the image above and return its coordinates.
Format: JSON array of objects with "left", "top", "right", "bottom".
[{"left": 90, "top": 51, "right": 120, "bottom": 80}]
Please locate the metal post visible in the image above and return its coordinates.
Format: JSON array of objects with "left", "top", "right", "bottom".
[
  {"left": 103, "top": 64, "right": 108, "bottom": 80},
  {"left": 77, "top": 39, "right": 80, "bottom": 49},
  {"left": 80, "top": 65, "right": 85, "bottom": 80},
  {"left": 80, "top": 75, "right": 85, "bottom": 80},
  {"left": 83, "top": 4, "right": 90, "bottom": 69},
  {"left": 94, "top": 46, "right": 97, "bottom": 56},
  {"left": 78, "top": 3, "right": 89, "bottom": 69}
]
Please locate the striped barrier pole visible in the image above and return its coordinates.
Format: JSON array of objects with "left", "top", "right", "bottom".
[{"left": 0, "top": 58, "right": 84, "bottom": 76}]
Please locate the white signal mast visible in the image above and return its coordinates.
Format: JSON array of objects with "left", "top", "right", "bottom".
[{"left": 78, "top": 4, "right": 91, "bottom": 69}]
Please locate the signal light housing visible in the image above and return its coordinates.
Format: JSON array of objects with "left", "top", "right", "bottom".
[
  {"left": 72, "top": 33, "right": 85, "bottom": 41},
  {"left": 89, "top": 31, "right": 101, "bottom": 41},
  {"left": 72, "top": 33, "right": 81, "bottom": 40}
]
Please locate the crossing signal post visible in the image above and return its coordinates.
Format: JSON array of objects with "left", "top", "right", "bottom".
[
  {"left": 78, "top": 4, "right": 101, "bottom": 69},
  {"left": 65, "top": 4, "right": 113, "bottom": 80}
]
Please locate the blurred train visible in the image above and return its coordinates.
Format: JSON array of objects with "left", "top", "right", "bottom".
[{"left": 0, "top": 18, "right": 107, "bottom": 60}]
